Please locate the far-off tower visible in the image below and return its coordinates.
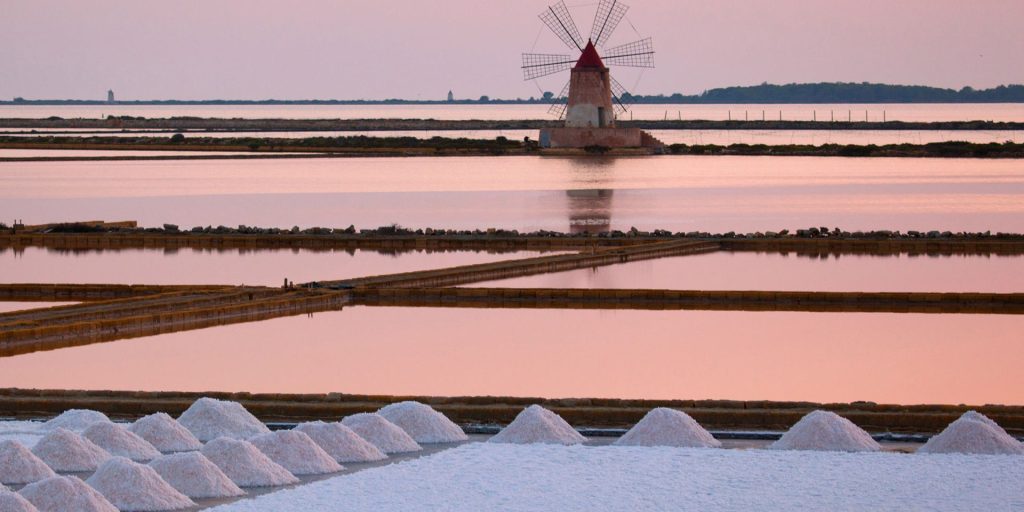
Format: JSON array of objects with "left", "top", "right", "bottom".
[{"left": 107, "top": 90, "right": 115, "bottom": 103}]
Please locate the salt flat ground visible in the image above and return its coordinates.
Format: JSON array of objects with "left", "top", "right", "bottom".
[{"left": 210, "top": 443, "right": 1024, "bottom": 512}]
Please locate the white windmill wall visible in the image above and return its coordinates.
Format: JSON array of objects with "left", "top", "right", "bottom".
[{"left": 564, "top": 68, "right": 615, "bottom": 128}]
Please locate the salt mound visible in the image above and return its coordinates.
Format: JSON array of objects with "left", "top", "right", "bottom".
[
  {"left": 84, "top": 422, "right": 161, "bottom": 462},
  {"left": 201, "top": 437, "right": 298, "bottom": 488},
  {"left": 248, "top": 430, "right": 343, "bottom": 475},
  {"left": 19, "top": 476, "right": 117, "bottom": 512},
  {"left": 918, "top": 415, "right": 1024, "bottom": 455},
  {"left": 378, "top": 401, "right": 469, "bottom": 443},
  {"left": 488, "top": 405, "right": 586, "bottom": 445},
  {"left": 614, "top": 408, "right": 722, "bottom": 448},
  {"left": 0, "top": 441, "right": 55, "bottom": 485},
  {"left": 86, "top": 456, "right": 194, "bottom": 511},
  {"left": 40, "top": 410, "right": 111, "bottom": 432},
  {"left": 149, "top": 452, "right": 245, "bottom": 499},
  {"left": 341, "top": 413, "right": 422, "bottom": 454},
  {"left": 294, "top": 421, "right": 386, "bottom": 463},
  {"left": 128, "top": 413, "right": 202, "bottom": 453},
  {"left": 769, "top": 410, "right": 881, "bottom": 452},
  {"left": 177, "top": 397, "right": 270, "bottom": 442},
  {"left": 31, "top": 428, "right": 112, "bottom": 472},
  {"left": 0, "top": 490, "right": 39, "bottom": 512},
  {"left": 959, "top": 410, "right": 1011, "bottom": 436}
]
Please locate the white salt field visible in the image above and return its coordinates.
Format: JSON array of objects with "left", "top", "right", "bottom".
[
  {"left": 468, "top": 251, "right": 1024, "bottom": 293},
  {"left": 2, "top": 155, "right": 1023, "bottom": 234},
  {"left": 0, "top": 307, "right": 1021, "bottom": 405}
]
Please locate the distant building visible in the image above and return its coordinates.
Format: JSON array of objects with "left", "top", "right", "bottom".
[
  {"left": 107, "top": 90, "right": 115, "bottom": 103},
  {"left": 447, "top": 90, "right": 454, "bottom": 102}
]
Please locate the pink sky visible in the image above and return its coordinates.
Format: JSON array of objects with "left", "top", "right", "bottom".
[{"left": 2, "top": 0, "right": 1022, "bottom": 100}]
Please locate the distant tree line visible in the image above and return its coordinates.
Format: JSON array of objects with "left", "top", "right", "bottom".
[{"left": 5, "top": 83, "right": 1024, "bottom": 105}]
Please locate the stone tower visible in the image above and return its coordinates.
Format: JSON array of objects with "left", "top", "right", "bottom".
[{"left": 564, "top": 41, "right": 615, "bottom": 128}]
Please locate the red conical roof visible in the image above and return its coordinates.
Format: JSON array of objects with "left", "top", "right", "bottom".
[{"left": 575, "top": 40, "right": 605, "bottom": 69}]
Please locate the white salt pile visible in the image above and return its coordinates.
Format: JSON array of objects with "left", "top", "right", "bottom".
[
  {"left": 293, "top": 421, "right": 386, "bottom": 463},
  {"left": 613, "top": 407, "right": 722, "bottom": 448},
  {"left": 31, "top": 428, "right": 112, "bottom": 472},
  {"left": 769, "top": 410, "right": 881, "bottom": 452},
  {"left": 341, "top": 413, "right": 422, "bottom": 454},
  {"left": 488, "top": 405, "right": 586, "bottom": 445},
  {"left": 0, "top": 490, "right": 39, "bottom": 512},
  {"left": 918, "top": 411, "right": 1024, "bottom": 455},
  {"left": 19, "top": 476, "right": 118, "bottom": 512},
  {"left": 200, "top": 437, "right": 299, "bottom": 488},
  {"left": 248, "top": 430, "right": 343, "bottom": 476},
  {"left": 0, "top": 441, "right": 55, "bottom": 485},
  {"left": 177, "top": 397, "right": 270, "bottom": 442},
  {"left": 149, "top": 452, "right": 245, "bottom": 499},
  {"left": 83, "top": 422, "right": 162, "bottom": 462},
  {"left": 128, "top": 413, "right": 202, "bottom": 453},
  {"left": 378, "top": 401, "right": 469, "bottom": 444},
  {"left": 85, "top": 456, "right": 194, "bottom": 511},
  {"left": 40, "top": 409, "right": 112, "bottom": 432}
]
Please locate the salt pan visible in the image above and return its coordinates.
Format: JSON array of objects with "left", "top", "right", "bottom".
[
  {"left": 31, "top": 428, "right": 112, "bottom": 472},
  {"left": 918, "top": 412, "right": 1024, "bottom": 455},
  {"left": 84, "top": 422, "right": 161, "bottom": 462},
  {"left": 177, "top": 398, "right": 270, "bottom": 442},
  {"left": 19, "top": 476, "right": 117, "bottom": 512},
  {"left": 341, "top": 413, "right": 422, "bottom": 454},
  {"left": 86, "top": 456, "right": 194, "bottom": 511},
  {"left": 248, "top": 430, "right": 343, "bottom": 475},
  {"left": 201, "top": 437, "right": 298, "bottom": 488},
  {"left": 769, "top": 410, "right": 881, "bottom": 452},
  {"left": 293, "top": 421, "right": 386, "bottom": 463},
  {"left": 128, "top": 413, "right": 202, "bottom": 453},
  {"left": 149, "top": 452, "right": 245, "bottom": 499},
  {"left": 488, "top": 405, "right": 586, "bottom": 445},
  {"left": 0, "top": 490, "right": 38, "bottom": 512},
  {"left": 614, "top": 408, "right": 721, "bottom": 448},
  {"left": 378, "top": 401, "right": 469, "bottom": 443},
  {"left": 0, "top": 441, "right": 55, "bottom": 485},
  {"left": 40, "top": 410, "right": 111, "bottom": 432}
]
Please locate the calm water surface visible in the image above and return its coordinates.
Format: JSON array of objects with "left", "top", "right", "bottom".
[
  {"left": 0, "top": 307, "right": 1019, "bottom": 405},
  {"left": 1, "top": 155, "right": 1021, "bottom": 233},
  {"left": 0, "top": 302, "right": 73, "bottom": 313}
]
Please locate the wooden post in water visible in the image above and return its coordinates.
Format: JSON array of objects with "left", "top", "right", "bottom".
[
  {"left": 883, "top": 110, "right": 886, "bottom": 122},
  {"left": 813, "top": 110, "right": 816, "bottom": 122},
  {"left": 831, "top": 110, "right": 834, "bottom": 122},
  {"left": 865, "top": 110, "right": 868, "bottom": 122},
  {"left": 762, "top": 110, "right": 765, "bottom": 121},
  {"left": 848, "top": 110, "right": 851, "bottom": 122},
  {"left": 779, "top": 111, "right": 782, "bottom": 121},
  {"left": 745, "top": 111, "right": 748, "bottom": 121}
]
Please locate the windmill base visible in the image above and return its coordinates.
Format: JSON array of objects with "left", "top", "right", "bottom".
[{"left": 539, "top": 128, "right": 664, "bottom": 149}]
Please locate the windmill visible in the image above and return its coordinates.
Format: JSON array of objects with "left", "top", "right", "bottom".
[{"left": 522, "top": 0, "right": 654, "bottom": 127}]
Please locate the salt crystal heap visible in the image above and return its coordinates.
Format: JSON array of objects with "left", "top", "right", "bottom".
[
  {"left": 83, "top": 422, "right": 161, "bottom": 462},
  {"left": 614, "top": 408, "right": 722, "bottom": 448},
  {"left": 0, "top": 441, "right": 55, "bottom": 485},
  {"left": 201, "top": 437, "right": 298, "bottom": 488},
  {"left": 917, "top": 411, "right": 1024, "bottom": 455},
  {"left": 18, "top": 476, "right": 117, "bottom": 512},
  {"left": 177, "top": 398, "right": 270, "bottom": 442},
  {"left": 149, "top": 452, "right": 245, "bottom": 499},
  {"left": 489, "top": 405, "right": 586, "bottom": 445},
  {"left": 378, "top": 401, "right": 469, "bottom": 444},
  {"left": 248, "top": 430, "right": 343, "bottom": 476},
  {"left": 341, "top": 413, "right": 422, "bottom": 454},
  {"left": 0, "top": 490, "right": 39, "bottom": 512},
  {"left": 31, "top": 428, "right": 112, "bottom": 472},
  {"left": 40, "top": 410, "right": 111, "bottom": 432},
  {"left": 128, "top": 413, "right": 202, "bottom": 453},
  {"left": 293, "top": 421, "right": 386, "bottom": 463},
  {"left": 769, "top": 410, "right": 881, "bottom": 452},
  {"left": 85, "top": 456, "right": 194, "bottom": 512}
]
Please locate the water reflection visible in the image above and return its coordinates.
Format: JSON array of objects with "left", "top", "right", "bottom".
[{"left": 565, "top": 156, "right": 617, "bottom": 234}]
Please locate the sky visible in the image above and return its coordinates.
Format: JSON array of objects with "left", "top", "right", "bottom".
[{"left": 1, "top": 0, "right": 1022, "bottom": 101}]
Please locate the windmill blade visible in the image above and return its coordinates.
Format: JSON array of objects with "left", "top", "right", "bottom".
[
  {"left": 547, "top": 80, "right": 571, "bottom": 119},
  {"left": 539, "top": 1, "right": 584, "bottom": 51},
  {"left": 602, "top": 38, "right": 654, "bottom": 68},
  {"left": 609, "top": 75, "right": 633, "bottom": 114},
  {"left": 522, "top": 53, "right": 575, "bottom": 81},
  {"left": 590, "top": 0, "right": 630, "bottom": 47}
]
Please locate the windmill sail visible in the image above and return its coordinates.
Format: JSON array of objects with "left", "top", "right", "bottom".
[
  {"left": 521, "top": 53, "right": 576, "bottom": 80},
  {"left": 602, "top": 38, "right": 654, "bottom": 68},
  {"left": 590, "top": 0, "right": 629, "bottom": 47},
  {"left": 539, "top": 1, "right": 584, "bottom": 51},
  {"left": 547, "top": 80, "right": 571, "bottom": 119},
  {"left": 609, "top": 75, "right": 633, "bottom": 114}
]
